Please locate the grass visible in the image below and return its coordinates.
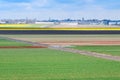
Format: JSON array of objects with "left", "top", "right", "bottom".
[
  {"left": 0, "top": 48, "right": 120, "bottom": 80},
  {"left": 73, "top": 46, "right": 120, "bottom": 56},
  {"left": 0, "top": 38, "right": 31, "bottom": 46},
  {"left": 1, "top": 34, "right": 120, "bottom": 38}
]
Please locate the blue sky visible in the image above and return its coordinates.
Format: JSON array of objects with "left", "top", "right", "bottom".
[{"left": 0, "top": 0, "right": 120, "bottom": 19}]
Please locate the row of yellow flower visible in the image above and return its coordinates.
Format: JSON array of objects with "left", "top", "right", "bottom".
[
  {"left": 0, "top": 27, "right": 120, "bottom": 31},
  {"left": 0, "top": 24, "right": 30, "bottom": 27}
]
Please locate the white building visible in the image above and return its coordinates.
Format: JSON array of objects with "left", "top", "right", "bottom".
[
  {"left": 60, "top": 22, "right": 78, "bottom": 25},
  {"left": 35, "top": 22, "right": 54, "bottom": 25},
  {"left": 0, "top": 21, "right": 6, "bottom": 24}
]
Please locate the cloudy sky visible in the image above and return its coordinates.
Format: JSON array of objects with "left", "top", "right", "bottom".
[{"left": 0, "top": 0, "right": 120, "bottom": 19}]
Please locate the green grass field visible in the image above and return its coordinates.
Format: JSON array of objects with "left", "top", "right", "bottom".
[
  {"left": 0, "top": 48, "right": 120, "bottom": 80},
  {"left": 0, "top": 38, "right": 31, "bottom": 46},
  {"left": 73, "top": 46, "right": 120, "bottom": 56}
]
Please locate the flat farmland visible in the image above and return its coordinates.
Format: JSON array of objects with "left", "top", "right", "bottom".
[
  {"left": 0, "top": 24, "right": 120, "bottom": 31},
  {"left": 0, "top": 35, "right": 120, "bottom": 80},
  {"left": 2, "top": 35, "right": 120, "bottom": 46},
  {"left": 0, "top": 38, "right": 31, "bottom": 46},
  {"left": 73, "top": 46, "right": 120, "bottom": 56},
  {"left": 0, "top": 24, "right": 48, "bottom": 28},
  {"left": 0, "top": 48, "right": 120, "bottom": 80}
]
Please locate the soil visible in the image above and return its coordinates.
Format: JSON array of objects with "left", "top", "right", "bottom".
[
  {"left": 12, "top": 37, "right": 120, "bottom": 46},
  {"left": 39, "top": 41, "right": 120, "bottom": 46}
]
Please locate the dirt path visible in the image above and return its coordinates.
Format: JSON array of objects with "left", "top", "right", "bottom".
[
  {"left": 1, "top": 36, "right": 120, "bottom": 61},
  {"left": 50, "top": 47, "right": 120, "bottom": 61}
]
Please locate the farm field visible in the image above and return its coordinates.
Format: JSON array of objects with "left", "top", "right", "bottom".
[
  {"left": 73, "top": 46, "right": 120, "bottom": 56},
  {"left": 2, "top": 35, "right": 120, "bottom": 46},
  {"left": 0, "top": 48, "right": 120, "bottom": 80},
  {"left": 0, "top": 24, "right": 120, "bottom": 30},
  {"left": 0, "top": 35, "right": 120, "bottom": 80},
  {"left": 0, "top": 38, "right": 31, "bottom": 46},
  {"left": 0, "top": 24, "right": 48, "bottom": 28}
]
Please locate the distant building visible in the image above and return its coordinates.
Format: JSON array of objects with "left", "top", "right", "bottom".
[
  {"left": 0, "top": 18, "right": 119, "bottom": 26},
  {"left": 54, "top": 21, "right": 60, "bottom": 25},
  {"left": 60, "top": 22, "right": 78, "bottom": 25},
  {"left": 0, "top": 21, "right": 6, "bottom": 24},
  {"left": 109, "top": 21, "right": 120, "bottom": 26},
  {"left": 35, "top": 21, "right": 54, "bottom": 24},
  {"left": 102, "top": 20, "right": 110, "bottom": 25}
]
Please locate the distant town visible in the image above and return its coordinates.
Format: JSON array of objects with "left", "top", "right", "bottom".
[{"left": 0, "top": 18, "right": 120, "bottom": 26}]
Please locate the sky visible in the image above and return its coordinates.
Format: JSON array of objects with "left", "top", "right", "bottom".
[{"left": 0, "top": 0, "right": 120, "bottom": 20}]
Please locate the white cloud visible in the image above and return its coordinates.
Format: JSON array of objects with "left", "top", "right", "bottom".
[{"left": 0, "top": 0, "right": 120, "bottom": 19}]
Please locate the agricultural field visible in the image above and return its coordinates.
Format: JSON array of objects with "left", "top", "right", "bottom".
[
  {"left": 0, "top": 38, "right": 31, "bottom": 46},
  {"left": 0, "top": 35, "right": 120, "bottom": 80},
  {"left": 73, "top": 46, "right": 120, "bottom": 56},
  {"left": 0, "top": 24, "right": 29, "bottom": 27},
  {"left": 0, "top": 48, "right": 120, "bottom": 80},
  {"left": 0, "top": 24, "right": 120, "bottom": 30},
  {"left": 0, "top": 24, "right": 49, "bottom": 28},
  {"left": 2, "top": 35, "right": 120, "bottom": 46}
]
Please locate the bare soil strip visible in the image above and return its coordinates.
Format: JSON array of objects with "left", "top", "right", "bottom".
[
  {"left": 11, "top": 37, "right": 120, "bottom": 46},
  {"left": 40, "top": 41, "right": 120, "bottom": 46},
  {"left": 50, "top": 47, "right": 120, "bottom": 62}
]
